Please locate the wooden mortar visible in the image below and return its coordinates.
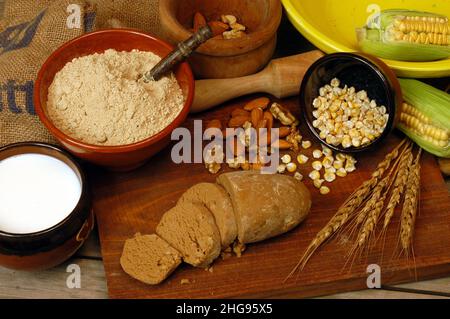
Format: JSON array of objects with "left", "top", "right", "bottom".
[{"left": 159, "top": 0, "right": 282, "bottom": 79}]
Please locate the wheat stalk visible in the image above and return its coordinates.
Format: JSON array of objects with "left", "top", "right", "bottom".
[
  {"left": 355, "top": 177, "right": 389, "bottom": 248},
  {"left": 399, "top": 149, "right": 422, "bottom": 255},
  {"left": 383, "top": 146, "right": 413, "bottom": 229},
  {"left": 285, "top": 139, "right": 407, "bottom": 280}
]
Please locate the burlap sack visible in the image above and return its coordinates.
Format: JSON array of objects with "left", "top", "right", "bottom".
[
  {"left": 0, "top": 0, "right": 92, "bottom": 146},
  {"left": 0, "top": 0, "right": 161, "bottom": 147},
  {"left": 89, "top": 0, "right": 161, "bottom": 36}
]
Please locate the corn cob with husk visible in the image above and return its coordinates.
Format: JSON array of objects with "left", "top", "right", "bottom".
[
  {"left": 398, "top": 78, "right": 450, "bottom": 158},
  {"left": 357, "top": 9, "right": 450, "bottom": 61}
]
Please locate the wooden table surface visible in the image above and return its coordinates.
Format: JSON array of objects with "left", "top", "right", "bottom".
[
  {"left": 1, "top": 15, "right": 449, "bottom": 300},
  {"left": 0, "top": 180, "right": 448, "bottom": 299}
]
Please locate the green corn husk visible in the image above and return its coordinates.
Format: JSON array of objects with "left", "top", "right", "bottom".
[
  {"left": 398, "top": 78, "right": 450, "bottom": 158},
  {"left": 356, "top": 9, "right": 450, "bottom": 62}
]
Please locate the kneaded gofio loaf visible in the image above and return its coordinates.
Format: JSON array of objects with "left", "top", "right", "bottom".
[
  {"left": 217, "top": 171, "right": 311, "bottom": 244},
  {"left": 121, "top": 171, "right": 311, "bottom": 284},
  {"left": 178, "top": 183, "right": 237, "bottom": 249},
  {"left": 120, "top": 233, "right": 182, "bottom": 285},
  {"left": 156, "top": 202, "right": 222, "bottom": 268}
]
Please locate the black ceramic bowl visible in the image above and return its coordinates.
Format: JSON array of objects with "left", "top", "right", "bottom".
[
  {"left": 0, "top": 142, "right": 93, "bottom": 271},
  {"left": 299, "top": 52, "right": 402, "bottom": 153}
]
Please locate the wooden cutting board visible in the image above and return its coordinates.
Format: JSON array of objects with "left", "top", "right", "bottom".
[{"left": 91, "top": 95, "right": 450, "bottom": 299}]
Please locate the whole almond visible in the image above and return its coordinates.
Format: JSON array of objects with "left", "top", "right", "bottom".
[
  {"left": 263, "top": 111, "right": 274, "bottom": 130},
  {"left": 193, "top": 12, "right": 207, "bottom": 31},
  {"left": 258, "top": 130, "right": 271, "bottom": 145},
  {"left": 208, "top": 21, "right": 229, "bottom": 37},
  {"left": 272, "top": 139, "right": 292, "bottom": 150},
  {"left": 278, "top": 126, "right": 291, "bottom": 138},
  {"left": 243, "top": 97, "right": 270, "bottom": 111},
  {"left": 228, "top": 115, "right": 250, "bottom": 128},
  {"left": 251, "top": 107, "right": 263, "bottom": 128},
  {"left": 231, "top": 108, "right": 250, "bottom": 118},
  {"left": 256, "top": 119, "right": 267, "bottom": 129}
]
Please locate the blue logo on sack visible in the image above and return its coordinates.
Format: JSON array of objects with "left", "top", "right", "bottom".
[
  {"left": 0, "top": 10, "right": 45, "bottom": 55},
  {"left": 0, "top": 80, "right": 34, "bottom": 114}
]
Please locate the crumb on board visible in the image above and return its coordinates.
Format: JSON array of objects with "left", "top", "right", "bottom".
[{"left": 180, "top": 278, "right": 191, "bottom": 285}]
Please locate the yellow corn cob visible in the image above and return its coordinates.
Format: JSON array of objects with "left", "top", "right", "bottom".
[
  {"left": 395, "top": 16, "right": 449, "bottom": 34},
  {"left": 398, "top": 79, "right": 450, "bottom": 158},
  {"left": 357, "top": 10, "right": 450, "bottom": 61}
]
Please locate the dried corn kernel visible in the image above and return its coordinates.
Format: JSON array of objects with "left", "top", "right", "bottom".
[
  {"left": 312, "top": 160, "right": 323, "bottom": 171},
  {"left": 324, "top": 172, "right": 336, "bottom": 182},
  {"left": 223, "top": 29, "right": 245, "bottom": 39},
  {"left": 309, "top": 170, "right": 321, "bottom": 180},
  {"left": 226, "top": 157, "right": 241, "bottom": 169},
  {"left": 313, "top": 179, "right": 324, "bottom": 188},
  {"left": 281, "top": 154, "right": 292, "bottom": 164},
  {"left": 320, "top": 186, "right": 330, "bottom": 195},
  {"left": 297, "top": 154, "right": 309, "bottom": 164},
  {"left": 336, "top": 167, "right": 348, "bottom": 177},
  {"left": 231, "top": 22, "right": 246, "bottom": 31},
  {"left": 221, "top": 15, "right": 237, "bottom": 25},
  {"left": 313, "top": 79, "right": 388, "bottom": 148},
  {"left": 270, "top": 103, "right": 298, "bottom": 126},
  {"left": 325, "top": 166, "right": 336, "bottom": 174},
  {"left": 312, "top": 149, "right": 323, "bottom": 159},
  {"left": 286, "top": 162, "right": 297, "bottom": 173},
  {"left": 277, "top": 164, "right": 286, "bottom": 174},
  {"left": 345, "top": 161, "right": 356, "bottom": 172},
  {"left": 302, "top": 140, "right": 312, "bottom": 149},
  {"left": 322, "top": 156, "right": 334, "bottom": 168},
  {"left": 294, "top": 172, "right": 303, "bottom": 181},
  {"left": 336, "top": 153, "right": 346, "bottom": 162},
  {"left": 333, "top": 160, "right": 344, "bottom": 170},
  {"left": 322, "top": 145, "right": 333, "bottom": 157}
]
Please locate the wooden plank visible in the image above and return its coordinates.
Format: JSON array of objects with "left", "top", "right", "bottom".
[
  {"left": 0, "top": 258, "right": 107, "bottom": 299},
  {"left": 91, "top": 96, "right": 450, "bottom": 299},
  {"left": 392, "top": 277, "right": 450, "bottom": 294},
  {"left": 320, "top": 289, "right": 448, "bottom": 299}
]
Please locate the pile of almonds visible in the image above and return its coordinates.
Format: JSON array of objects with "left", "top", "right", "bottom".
[
  {"left": 192, "top": 12, "right": 247, "bottom": 39},
  {"left": 203, "top": 97, "right": 358, "bottom": 195}
]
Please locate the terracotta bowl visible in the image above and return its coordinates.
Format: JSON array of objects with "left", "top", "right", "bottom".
[
  {"left": 34, "top": 29, "right": 194, "bottom": 171},
  {"left": 160, "top": 0, "right": 282, "bottom": 79},
  {"left": 0, "top": 142, "right": 93, "bottom": 271},
  {"left": 300, "top": 52, "right": 402, "bottom": 153}
]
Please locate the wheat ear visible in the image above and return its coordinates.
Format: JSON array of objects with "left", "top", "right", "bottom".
[
  {"left": 285, "top": 140, "right": 406, "bottom": 280},
  {"left": 383, "top": 146, "right": 413, "bottom": 229},
  {"left": 399, "top": 149, "right": 422, "bottom": 255}
]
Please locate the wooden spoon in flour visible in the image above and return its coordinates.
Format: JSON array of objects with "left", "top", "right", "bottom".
[{"left": 141, "top": 26, "right": 213, "bottom": 82}]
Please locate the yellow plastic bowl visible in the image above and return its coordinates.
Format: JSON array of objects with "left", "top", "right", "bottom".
[{"left": 282, "top": 0, "right": 450, "bottom": 78}]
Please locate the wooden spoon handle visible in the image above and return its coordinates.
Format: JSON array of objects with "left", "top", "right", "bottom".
[{"left": 191, "top": 50, "right": 324, "bottom": 113}]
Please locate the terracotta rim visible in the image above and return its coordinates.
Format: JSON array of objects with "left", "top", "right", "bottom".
[
  {"left": 34, "top": 29, "right": 195, "bottom": 154},
  {"left": 159, "top": 0, "right": 282, "bottom": 56}
]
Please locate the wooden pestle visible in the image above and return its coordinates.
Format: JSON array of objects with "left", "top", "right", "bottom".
[{"left": 191, "top": 50, "right": 324, "bottom": 113}]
